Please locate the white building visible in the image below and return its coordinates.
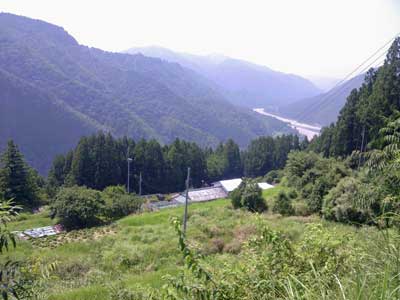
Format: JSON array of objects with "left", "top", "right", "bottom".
[{"left": 217, "top": 178, "right": 274, "bottom": 193}]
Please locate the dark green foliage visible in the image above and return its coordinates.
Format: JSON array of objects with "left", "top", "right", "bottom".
[
  {"left": 0, "top": 196, "right": 29, "bottom": 299},
  {"left": 243, "top": 135, "right": 300, "bottom": 177},
  {"left": 50, "top": 132, "right": 304, "bottom": 195},
  {"left": 48, "top": 155, "right": 67, "bottom": 188},
  {"left": 230, "top": 180, "right": 267, "bottom": 212},
  {"left": 322, "top": 176, "right": 371, "bottom": 224},
  {"left": 311, "top": 38, "right": 400, "bottom": 157},
  {"left": 223, "top": 139, "right": 242, "bottom": 179},
  {"left": 284, "top": 151, "right": 351, "bottom": 214},
  {"left": 264, "top": 169, "right": 283, "bottom": 184},
  {"left": 230, "top": 188, "right": 242, "bottom": 210},
  {"left": 133, "top": 139, "right": 166, "bottom": 194},
  {"left": 51, "top": 186, "right": 104, "bottom": 230},
  {"left": 50, "top": 133, "right": 133, "bottom": 191},
  {"left": 205, "top": 139, "right": 242, "bottom": 182},
  {"left": 0, "top": 140, "right": 38, "bottom": 207},
  {"left": 272, "top": 191, "right": 294, "bottom": 215},
  {"left": 101, "top": 186, "right": 143, "bottom": 221},
  {"left": 0, "top": 13, "right": 292, "bottom": 175},
  {"left": 165, "top": 139, "right": 207, "bottom": 192}
]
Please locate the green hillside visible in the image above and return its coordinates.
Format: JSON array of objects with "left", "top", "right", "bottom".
[
  {"left": 126, "top": 46, "right": 322, "bottom": 108},
  {"left": 4, "top": 191, "right": 398, "bottom": 299},
  {"left": 0, "top": 13, "right": 291, "bottom": 174},
  {"left": 279, "top": 74, "right": 364, "bottom": 126}
]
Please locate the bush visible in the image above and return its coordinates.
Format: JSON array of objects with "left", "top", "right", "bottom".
[
  {"left": 322, "top": 176, "right": 372, "bottom": 224},
  {"left": 264, "top": 170, "right": 283, "bottom": 184},
  {"left": 51, "top": 186, "right": 104, "bottom": 230},
  {"left": 272, "top": 191, "right": 294, "bottom": 216},
  {"left": 287, "top": 189, "right": 298, "bottom": 199},
  {"left": 230, "top": 185, "right": 244, "bottom": 209},
  {"left": 284, "top": 151, "right": 351, "bottom": 215},
  {"left": 102, "top": 186, "right": 143, "bottom": 220},
  {"left": 293, "top": 200, "right": 311, "bottom": 216},
  {"left": 230, "top": 180, "right": 267, "bottom": 212}
]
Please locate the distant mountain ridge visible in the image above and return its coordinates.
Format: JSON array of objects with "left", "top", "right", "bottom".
[
  {"left": 125, "top": 46, "right": 321, "bottom": 108},
  {"left": 0, "top": 13, "right": 292, "bottom": 174},
  {"left": 278, "top": 74, "right": 365, "bottom": 126}
]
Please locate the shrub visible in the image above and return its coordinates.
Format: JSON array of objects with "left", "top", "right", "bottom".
[
  {"left": 51, "top": 186, "right": 104, "bottom": 230},
  {"left": 322, "top": 176, "right": 372, "bottom": 224},
  {"left": 288, "top": 189, "right": 298, "bottom": 199},
  {"left": 230, "top": 185, "right": 244, "bottom": 209},
  {"left": 231, "top": 180, "right": 267, "bottom": 212},
  {"left": 165, "top": 218, "right": 354, "bottom": 300},
  {"left": 293, "top": 200, "right": 311, "bottom": 216},
  {"left": 272, "top": 191, "right": 294, "bottom": 216},
  {"left": 284, "top": 151, "right": 351, "bottom": 215},
  {"left": 102, "top": 186, "right": 143, "bottom": 221},
  {"left": 264, "top": 170, "right": 283, "bottom": 184}
]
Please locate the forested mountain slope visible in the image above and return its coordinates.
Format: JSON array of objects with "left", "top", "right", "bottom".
[
  {"left": 0, "top": 69, "right": 102, "bottom": 173},
  {"left": 279, "top": 74, "right": 365, "bottom": 126},
  {"left": 126, "top": 46, "right": 321, "bottom": 108},
  {"left": 311, "top": 37, "right": 400, "bottom": 157},
  {"left": 0, "top": 13, "right": 291, "bottom": 174}
]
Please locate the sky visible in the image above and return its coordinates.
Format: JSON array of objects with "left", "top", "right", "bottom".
[{"left": 1, "top": 0, "right": 399, "bottom": 79}]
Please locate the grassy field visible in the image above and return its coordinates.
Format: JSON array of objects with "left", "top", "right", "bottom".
[{"left": 3, "top": 187, "right": 392, "bottom": 299}]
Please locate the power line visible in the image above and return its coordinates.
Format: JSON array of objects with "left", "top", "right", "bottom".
[
  {"left": 297, "top": 48, "right": 390, "bottom": 125},
  {"left": 269, "top": 32, "right": 399, "bottom": 136},
  {"left": 295, "top": 39, "right": 393, "bottom": 124}
]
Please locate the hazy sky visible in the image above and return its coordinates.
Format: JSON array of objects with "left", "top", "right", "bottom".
[{"left": 1, "top": 0, "right": 399, "bottom": 78}]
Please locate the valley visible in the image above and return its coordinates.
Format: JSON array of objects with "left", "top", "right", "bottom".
[
  {"left": 253, "top": 108, "right": 321, "bottom": 140},
  {"left": 1, "top": 3, "right": 400, "bottom": 300}
]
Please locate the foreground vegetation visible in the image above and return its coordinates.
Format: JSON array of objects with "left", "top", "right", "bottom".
[
  {"left": 1, "top": 35, "right": 400, "bottom": 300},
  {"left": 1, "top": 193, "right": 399, "bottom": 299}
]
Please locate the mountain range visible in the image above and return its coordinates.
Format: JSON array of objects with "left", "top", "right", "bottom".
[
  {"left": 277, "top": 74, "right": 365, "bottom": 126},
  {"left": 125, "top": 46, "right": 322, "bottom": 108},
  {"left": 0, "top": 13, "right": 295, "bottom": 174}
]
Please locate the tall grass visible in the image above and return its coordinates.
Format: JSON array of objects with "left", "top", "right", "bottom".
[{"left": 5, "top": 189, "right": 400, "bottom": 299}]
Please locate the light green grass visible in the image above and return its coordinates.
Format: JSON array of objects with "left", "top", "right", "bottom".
[
  {"left": 4, "top": 188, "right": 388, "bottom": 299},
  {"left": 8, "top": 207, "right": 57, "bottom": 231}
]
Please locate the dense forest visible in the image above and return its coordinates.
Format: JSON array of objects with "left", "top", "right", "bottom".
[
  {"left": 126, "top": 46, "right": 321, "bottom": 108},
  {"left": 1, "top": 14, "right": 400, "bottom": 300},
  {"left": 310, "top": 37, "right": 400, "bottom": 157},
  {"left": 47, "top": 133, "right": 303, "bottom": 195},
  {"left": 0, "top": 13, "right": 292, "bottom": 175},
  {"left": 0, "top": 133, "right": 302, "bottom": 207}
]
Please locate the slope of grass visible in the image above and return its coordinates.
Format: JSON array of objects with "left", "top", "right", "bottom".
[
  {"left": 8, "top": 207, "right": 57, "bottom": 231},
  {"left": 4, "top": 187, "right": 392, "bottom": 299}
]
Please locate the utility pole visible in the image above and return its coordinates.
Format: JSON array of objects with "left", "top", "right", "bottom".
[
  {"left": 139, "top": 172, "right": 142, "bottom": 196},
  {"left": 127, "top": 157, "right": 133, "bottom": 193},
  {"left": 183, "top": 167, "right": 191, "bottom": 235}
]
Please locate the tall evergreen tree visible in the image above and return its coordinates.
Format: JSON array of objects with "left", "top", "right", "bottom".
[
  {"left": 311, "top": 38, "right": 400, "bottom": 157},
  {"left": 0, "top": 140, "right": 37, "bottom": 206},
  {"left": 70, "top": 137, "right": 93, "bottom": 187},
  {"left": 243, "top": 136, "right": 275, "bottom": 177},
  {"left": 223, "top": 139, "right": 242, "bottom": 179},
  {"left": 48, "top": 154, "right": 66, "bottom": 187},
  {"left": 134, "top": 139, "right": 166, "bottom": 194}
]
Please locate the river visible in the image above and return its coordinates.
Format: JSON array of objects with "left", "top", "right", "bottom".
[{"left": 253, "top": 108, "right": 321, "bottom": 140}]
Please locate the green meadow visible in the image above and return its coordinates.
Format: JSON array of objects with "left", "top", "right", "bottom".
[{"left": 4, "top": 187, "right": 398, "bottom": 299}]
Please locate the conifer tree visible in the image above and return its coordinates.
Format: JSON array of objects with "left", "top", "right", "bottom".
[
  {"left": 0, "top": 140, "right": 37, "bottom": 206},
  {"left": 70, "top": 137, "right": 93, "bottom": 187},
  {"left": 223, "top": 139, "right": 242, "bottom": 179}
]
